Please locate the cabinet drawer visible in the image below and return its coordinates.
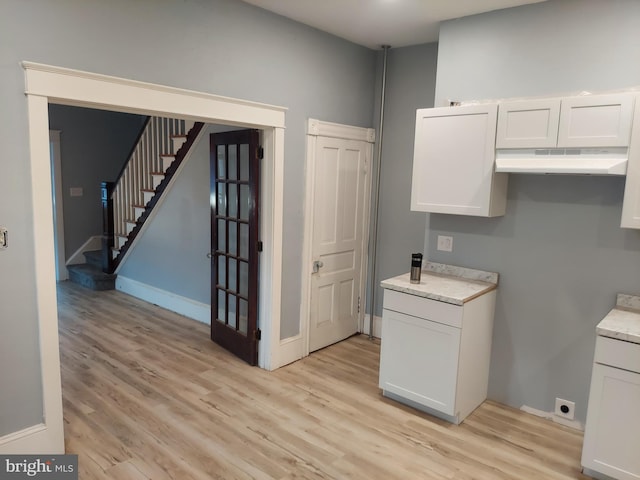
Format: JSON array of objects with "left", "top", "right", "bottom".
[
  {"left": 383, "top": 289, "right": 463, "bottom": 328},
  {"left": 594, "top": 336, "right": 640, "bottom": 373}
]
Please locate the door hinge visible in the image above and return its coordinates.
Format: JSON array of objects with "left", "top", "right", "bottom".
[
  {"left": 255, "top": 329, "right": 262, "bottom": 341},
  {"left": 257, "top": 241, "right": 263, "bottom": 252},
  {"left": 257, "top": 146, "right": 264, "bottom": 159},
  {"left": 358, "top": 296, "right": 361, "bottom": 314}
]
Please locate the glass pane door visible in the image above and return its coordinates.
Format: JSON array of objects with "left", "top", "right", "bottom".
[{"left": 210, "top": 129, "right": 260, "bottom": 365}]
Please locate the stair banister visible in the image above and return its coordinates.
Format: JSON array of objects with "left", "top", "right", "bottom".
[{"left": 102, "top": 117, "right": 203, "bottom": 274}]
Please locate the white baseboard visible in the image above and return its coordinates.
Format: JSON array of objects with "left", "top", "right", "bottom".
[
  {"left": 520, "top": 405, "right": 584, "bottom": 431},
  {"left": 0, "top": 423, "right": 63, "bottom": 454},
  {"left": 116, "top": 276, "right": 211, "bottom": 325},
  {"left": 362, "top": 314, "right": 383, "bottom": 338},
  {"left": 269, "top": 335, "right": 304, "bottom": 370},
  {"left": 66, "top": 235, "right": 102, "bottom": 266}
]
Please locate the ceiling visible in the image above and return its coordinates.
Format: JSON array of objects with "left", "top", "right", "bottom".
[{"left": 241, "top": 0, "right": 547, "bottom": 49}]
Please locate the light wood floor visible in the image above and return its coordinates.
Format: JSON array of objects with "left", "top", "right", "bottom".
[{"left": 57, "top": 281, "right": 589, "bottom": 480}]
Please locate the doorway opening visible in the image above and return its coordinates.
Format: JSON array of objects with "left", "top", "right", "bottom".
[{"left": 20, "top": 62, "right": 286, "bottom": 454}]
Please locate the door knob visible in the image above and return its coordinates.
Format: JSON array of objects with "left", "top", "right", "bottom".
[{"left": 312, "top": 260, "right": 324, "bottom": 273}]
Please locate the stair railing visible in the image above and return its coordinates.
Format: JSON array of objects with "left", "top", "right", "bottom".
[{"left": 104, "top": 117, "right": 188, "bottom": 272}]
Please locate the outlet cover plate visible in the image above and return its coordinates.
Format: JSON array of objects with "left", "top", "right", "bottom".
[{"left": 554, "top": 397, "right": 575, "bottom": 420}]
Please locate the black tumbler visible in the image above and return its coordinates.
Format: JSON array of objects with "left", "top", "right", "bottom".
[{"left": 410, "top": 253, "right": 423, "bottom": 284}]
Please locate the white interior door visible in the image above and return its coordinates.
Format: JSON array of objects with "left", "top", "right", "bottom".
[{"left": 309, "top": 135, "right": 370, "bottom": 352}]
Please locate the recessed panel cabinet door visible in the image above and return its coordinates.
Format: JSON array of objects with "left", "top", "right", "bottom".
[
  {"left": 496, "top": 98, "right": 561, "bottom": 149},
  {"left": 581, "top": 363, "right": 640, "bottom": 480},
  {"left": 411, "top": 104, "right": 507, "bottom": 217},
  {"left": 558, "top": 93, "right": 635, "bottom": 148},
  {"left": 379, "top": 309, "right": 460, "bottom": 416}
]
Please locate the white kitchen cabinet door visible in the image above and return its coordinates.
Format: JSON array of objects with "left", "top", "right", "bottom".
[
  {"left": 621, "top": 95, "right": 640, "bottom": 229},
  {"left": 558, "top": 93, "right": 635, "bottom": 148},
  {"left": 411, "top": 104, "right": 507, "bottom": 217},
  {"left": 379, "top": 308, "right": 460, "bottom": 416},
  {"left": 496, "top": 98, "right": 561, "bottom": 149},
  {"left": 581, "top": 363, "right": 640, "bottom": 480}
]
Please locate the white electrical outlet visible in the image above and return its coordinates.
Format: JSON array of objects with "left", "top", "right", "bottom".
[
  {"left": 554, "top": 398, "right": 575, "bottom": 420},
  {"left": 437, "top": 235, "right": 453, "bottom": 252}
]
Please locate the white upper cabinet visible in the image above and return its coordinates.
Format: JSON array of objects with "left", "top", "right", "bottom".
[
  {"left": 411, "top": 104, "right": 507, "bottom": 217},
  {"left": 496, "top": 98, "right": 561, "bottom": 149},
  {"left": 497, "top": 93, "right": 635, "bottom": 149},
  {"left": 621, "top": 95, "right": 640, "bottom": 228}
]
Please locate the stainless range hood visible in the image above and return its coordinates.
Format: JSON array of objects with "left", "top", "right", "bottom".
[{"left": 495, "top": 147, "right": 628, "bottom": 175}]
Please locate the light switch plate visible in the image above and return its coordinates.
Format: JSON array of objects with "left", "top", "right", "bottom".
[
  {"left": 437, "top": 235, "right": 453, "bottom": 252},
  {"left": 0, "top": 227, "right": 7, "bottom": 249}
]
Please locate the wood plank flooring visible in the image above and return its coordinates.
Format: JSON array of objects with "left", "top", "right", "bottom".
[{"left": 57, "top": 281, "right": 589, "bottom": 479}]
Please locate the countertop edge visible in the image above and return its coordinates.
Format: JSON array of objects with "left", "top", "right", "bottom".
[
  {"left": 380, "top": 271, "right": 497, "bottom": 306},
  {"left": 596, "top": 302, "right": 640, "bottom": 345}
]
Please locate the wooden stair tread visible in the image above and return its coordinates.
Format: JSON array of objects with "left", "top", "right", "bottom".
[
  {"left": 170, "top": 134, "right": 187, "bottom": 138},
  {"left": 132, "top": 204, "right": 146, "bottom": 208},
  {"left": 150, "top": 171, "right": 165, "bottom": 176},
  {"left": 141, "top": 188, "right": 156, "bottom": 193}
]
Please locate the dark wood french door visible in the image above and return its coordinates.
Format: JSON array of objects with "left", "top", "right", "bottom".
[{"left": 210, "top": 129, "right": 260, "bottom": 365}]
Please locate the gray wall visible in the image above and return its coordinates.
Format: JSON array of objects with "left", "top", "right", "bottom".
[
  {"left": 48, "top": 105, "right": 146, "bottom": 259},
  {"left": 0, "top": 0, "right": 375, "bottom": 435},
  {"left": 369, "top": 43, "right": 438, "bottom": 317},
  {"left": 430, "top": 0, "right": 640, "bottom": 422}
]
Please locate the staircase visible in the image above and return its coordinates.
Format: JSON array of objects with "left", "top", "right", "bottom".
[
  {"left": 68, "top": 117, "right": 205, "bottom": 291},
  {"left": 67, "top": 250, "right": 116, "bottom": 290}
]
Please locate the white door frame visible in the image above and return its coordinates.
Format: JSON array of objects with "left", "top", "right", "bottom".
[
  {"left": 49, "top": 130, "right": 67, "bottom": 282},
  {"left": 14, "top": 62, "right": 286, "bottom": 454},
  {"left": 300, "top": 119, "right": 375, "bottom": 357}
]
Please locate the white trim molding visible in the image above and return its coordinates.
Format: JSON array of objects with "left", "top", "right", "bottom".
[
  {"left": 361, "top": 314, "right": 383, "bottom": 339},
  {"left": 271, "top": 335, "right": 304, "bottom": 370},
  {"left": 520, "top": 405, "right": 584, "bottom": 431},
  {"left": 300, "top": 119, "right": 375, "bottom": 359},
  {"left": 65, "top": 235, "right": 102, "bottom": 266},
  {"left": 49, "top": 130, "right": 67, "bottom": 281},
  {"left": 4, "top": 93, "right": 67, "bottom": 454},
  {"left": 0, "top": 424, "right": 50, "bottom": 454},
  {"left": 307, "top": 118, "right": 375, "bottom": 143},
  {"left": 23, "top": 62, "right": 286, "bottom": 128},
  {"left": 116, "top": 276, "right": 211, "bottom": 325},
  {"left": 20, "top": 62, "right": 287, "bottom": 453}
]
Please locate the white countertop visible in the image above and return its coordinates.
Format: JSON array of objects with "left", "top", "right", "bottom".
[
  {"left": 597, "top": 294, "right": 640, "bottom": 345},
  {"left": 380, "top": 262, "right": 498, "bottom": 306}
]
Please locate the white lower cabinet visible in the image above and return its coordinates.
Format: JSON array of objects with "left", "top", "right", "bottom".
[
  {"left": 378, "top": 289, "right": 496, "bottom": 424},
  {"left": 582, "top": 336, "right": 640, "bottom": 480}
]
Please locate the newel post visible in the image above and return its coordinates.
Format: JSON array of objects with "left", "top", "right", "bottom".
[{"left": 101, "top": 181, "right": 115, "bottom": 273}]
